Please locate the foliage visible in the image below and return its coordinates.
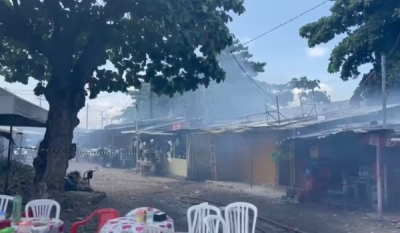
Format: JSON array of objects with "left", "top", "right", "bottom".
[
  {"left": 299, "top": 0, "right": 400, "bottom": 101},
  {"left": 0, "top": 0, "right": 246, "bottom": 97},
  {"left": 116, "top": 39, "right": 297, "bottom": 122},
  {"left": 271, "top": 149, "right": 291, "bottom": 162},
  {"left": 0, "top": 0, "right": 246, "bottom": 191},
  {"left": 289, "top": 76, "right": 331, "bottom": 104}
]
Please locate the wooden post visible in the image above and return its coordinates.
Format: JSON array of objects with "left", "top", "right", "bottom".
[
  {"left": 376, "top": 136, "right": 383, "bottom": 216},
  {"left": 384, "top": 153, "right": 389, "bottom": 208}
]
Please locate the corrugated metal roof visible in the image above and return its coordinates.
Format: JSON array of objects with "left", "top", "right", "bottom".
[
  {"left": 210, "top": 103, "right": 400, "bottom": 132},
  {"left": 277, "top": 124, "right": 397, "bottom": 144}
]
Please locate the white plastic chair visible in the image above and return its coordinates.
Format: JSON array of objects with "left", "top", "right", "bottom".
[
  {"left": 224, "top": 202, "right": 257, "bottom": 233},
  {"left": 205, "top": 215, "right": 228, "bottom": 233},
  {"left": 25, "top": 199, "right": 60, "bottom": 219},
  {"left": 187, "top": 204, "right": 222, "bottom": 233},
  {"left": 0, "top": 195, "right": 13, "bottom": 213},
  {"left": 143, "top": 226, "right": 174, "bottom": 233}
]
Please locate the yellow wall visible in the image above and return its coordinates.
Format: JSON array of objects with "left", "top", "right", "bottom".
[
  {"left": 237, "top": 133, "right": 278, "bottom": 185},
  {"left": 167, "top": 158, "right": 188, "bottom": 177}
]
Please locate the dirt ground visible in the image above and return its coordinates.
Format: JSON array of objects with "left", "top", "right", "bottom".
[{"left": 63, "top": 162, "right": 400, "bottom": 233}]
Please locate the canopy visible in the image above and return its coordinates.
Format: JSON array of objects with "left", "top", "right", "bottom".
[
  {"left": 0, "top": 88, "right": 47, "bottom": 127},
  {"left": 0, "top": 87, "right": 48, "bottom": 194}
]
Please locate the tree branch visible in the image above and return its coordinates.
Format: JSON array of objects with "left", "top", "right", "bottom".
[
  {"left": 71, "top": 22, "right": 110, "bottom": 86},
  {"left": 0, "top": 1, "right": 51, "bottom": 58},
  {"left": 69, "top": 1, "right": 134, "bottom": 85},
  {"left": 12, "top": 0, "right": 19, "bottom": 9}
]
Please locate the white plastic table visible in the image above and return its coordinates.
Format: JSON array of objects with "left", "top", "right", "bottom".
[
  {"left": 14, "top": 218, "right": 64, "bottom": 233},
  {"left": 100, "top": 207, "right": 174, "bottom": 233}
]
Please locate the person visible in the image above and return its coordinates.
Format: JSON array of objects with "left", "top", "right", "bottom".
[{"left": 298, "top": 162, "right": 325, "bottom": 202}]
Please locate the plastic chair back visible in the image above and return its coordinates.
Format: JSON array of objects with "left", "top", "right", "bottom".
[
  {"left": 205, "top": 215, "right": 228, "bottom": 233},
  {"left": 0, "top": 195, "right": 13, "bottom": 214},
  {"left": 71, "top": 208, "right": 119, "bottom": 233},
  {"left": 187, "top": 204, "right": 222, "bottom": 233},
  {"left": 224, "top": 202, "right": 257, "bottom": 233},
  {"left": 25, "top": 199, "right": 61, "bottom": 219}
]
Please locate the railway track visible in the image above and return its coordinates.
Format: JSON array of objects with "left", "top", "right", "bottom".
[{"left": 179, "top": 196, "right": 309, "bottom": 233}]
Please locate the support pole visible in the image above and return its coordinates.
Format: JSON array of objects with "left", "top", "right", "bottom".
[
  {"left": 4, "top": 126, "right": 13, "bottom": 194},
  {"left": 250, "top": 145, "right": 253, "bottom": 189},
  {"left": 376, "top": 136, "right": 383, "bottom": 216},
  {"left": 384, "top": 158, "right": 388, "bottom": 208},
  {"left": 135, "top": 104, "right": 139, "bottom": 169},
  {"left": 276, "top": 96, "right": 280, "bottom": 124},
  {"left": 381, "top": 53, "right": 387, "bottom": 127},
  {"left": 299, "top": 95, "right": 305, "bottom": 117},
  {"left": 86, "top": 104, "right": 89, "bottom": 130}
]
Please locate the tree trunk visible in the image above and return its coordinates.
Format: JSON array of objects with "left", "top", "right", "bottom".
[
  {"left": 33, "top": 135, "right": 48, "bottom": 183},
  {"left": 33, "top": 89, "right": 83, "bottom": 194}
]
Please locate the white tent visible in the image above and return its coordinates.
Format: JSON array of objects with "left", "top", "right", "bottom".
[
  {"left": 0, "top": 88, "right": 47, "bottom": 127},
  {"left": 0, "top": 87, "right": 48, "bottom": 194}
]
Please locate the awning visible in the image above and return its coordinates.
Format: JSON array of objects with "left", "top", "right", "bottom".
[
  {"left": 122, "top": 130, "right": 174, "bottom": 136},
  {"left": 0, "top": 88, "right": 48, "bottom": 194},
  {"left": 277, "top": 126, "right": 394, "bottom": 145},
  {"left": 0, "top": 88, "right": 47, "bottom": 127}
]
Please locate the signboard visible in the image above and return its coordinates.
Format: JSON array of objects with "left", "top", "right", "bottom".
[
  {"left": 369, "top": 134, "right": 379, "bottom": 146},
  {"left": 317, "top": 116, "right": 326, "bottom": 121},
  {"left": 310, "top": 146, "right": 319, "bottom": 158},
  {"left": 172, "top": 122, "right": 190, "bottom": 130},
  {"left": 386, "top": 138, "right": 395, "bottom": 147}
]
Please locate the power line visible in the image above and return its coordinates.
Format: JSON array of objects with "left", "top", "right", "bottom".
[
  {"left": 236, "top": 0, "right": 331, "bottom": 49},
  {"left": 231, "top": 54, "right": 299, "bottom": 109},
  {"left": 231, "top": 54, "right": 275, "bottom": 100},
  {"left": 231, "top": 54, "right": 300, "bottom": 121},
  {"left": 109, "top": 95, "right": 130, "bottom": 109}
]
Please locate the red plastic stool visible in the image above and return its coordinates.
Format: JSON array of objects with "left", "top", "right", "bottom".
[{"left": 71, "top": 208, "right": 119, "bottom": 233}]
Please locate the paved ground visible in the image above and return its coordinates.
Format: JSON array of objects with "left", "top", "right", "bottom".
[{"left": 62, "top": 162, "right": 400, "bottom": 233}]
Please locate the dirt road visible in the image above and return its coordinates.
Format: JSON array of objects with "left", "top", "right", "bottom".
[{"left": 63, "top": 162, "right": 399, "bottom": 233}]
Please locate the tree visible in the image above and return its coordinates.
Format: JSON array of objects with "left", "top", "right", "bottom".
[
  {"left": 289, "top": 76, "right": 331, "bottom": 104},
  {"left": 117, "top": 38, "right": 297, "bottom": 123},
  {"left": 0, "top": 0, "right": 245, "bottom": 192},
  {"left": 299, "top": 0, "right": 400, "bottom": 101}
]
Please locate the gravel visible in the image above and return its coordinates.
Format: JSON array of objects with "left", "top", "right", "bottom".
[{"left": 62, "top": 162, "right": 400, "bottom": 233}]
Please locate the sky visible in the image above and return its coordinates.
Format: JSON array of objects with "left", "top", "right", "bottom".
[{"left": 0, "top": 0, "right": 367, "bottom": 129}]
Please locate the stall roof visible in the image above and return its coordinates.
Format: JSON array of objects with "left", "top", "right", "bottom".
[
  {"left": 0, "top": 88, "right": 47, "bottom": 127},
  {"left": 121, "top": 122, "right": 177, "bottom": 134},
  {"left": 198, "top": 103, "right": 400, "bottom": 134},
  {"left": 277, "top": 123, "right": 397, "bottom": 144},
  {"left": 105, "top": 116, "right": 185, "bottom": 130}
]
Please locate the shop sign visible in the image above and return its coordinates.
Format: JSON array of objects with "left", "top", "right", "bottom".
[
  {"left": 172, "top": 122, "right": 190, "bottom": 130},
  {"left": 310, "top": 146, "right": 319, "bottom": 158}
]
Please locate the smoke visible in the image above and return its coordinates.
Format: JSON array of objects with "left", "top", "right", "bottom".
[{"left": 132, "top": 51, "right": 296, "bottom": 125}]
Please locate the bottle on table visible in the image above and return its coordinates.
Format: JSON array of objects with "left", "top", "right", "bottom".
[
  {"left": 11, "top": 195, "right": 22, "bottom": 224},
  {"left": 146, "top": 211, "right": 154, "bottom": 224},
  {"left": 136, "top": 210, "right": 146, "bottom": 223}
]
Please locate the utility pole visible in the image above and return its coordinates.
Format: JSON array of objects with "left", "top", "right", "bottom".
[
  {"left": 381, "top": 53, "right": 387, "bottom": 127},
  {"left": 135, "top": 104, "right": 139, "bottom": 168},
  {"left": 38, "top": 96, "right": 42, "bottom": 107},
  {"left": 276, "top": 96, "right": 280, "bottom": 124},
  {"left": 100, "top": 111, "right": 104, "bottom": 128},
  {"left": 86, "top": 104, "right": 89, "bottom": 130},
  {"left": 149, "top": 91, "right": 154, "bottom": 119},
  {"left": 299, "top": 95, "right": 305, "bottom": 117}
]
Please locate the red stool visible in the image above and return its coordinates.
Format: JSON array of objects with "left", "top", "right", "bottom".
[{"left": 71, "top": 208, "right": 119, "bottom": 233}]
